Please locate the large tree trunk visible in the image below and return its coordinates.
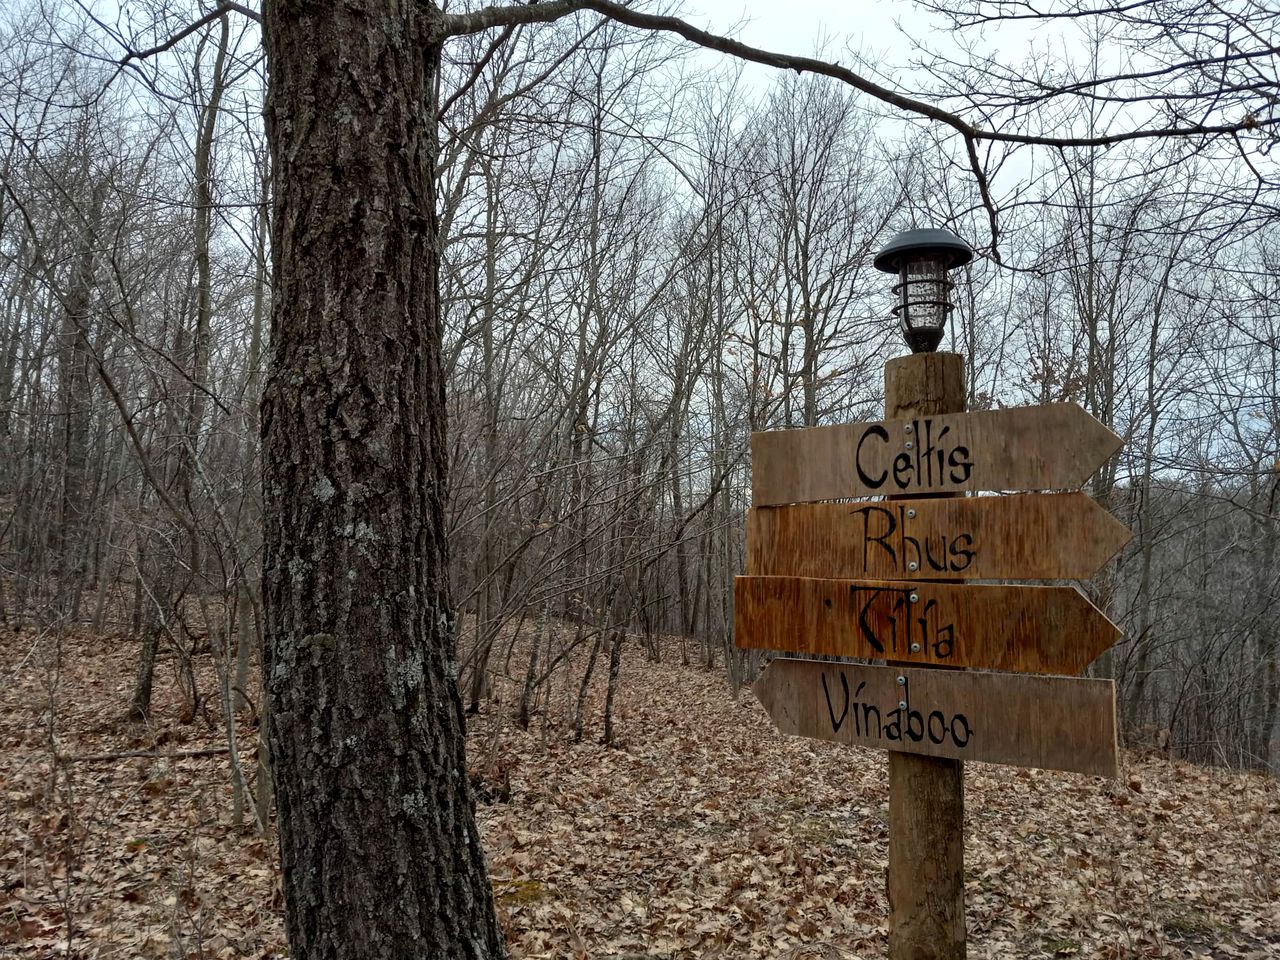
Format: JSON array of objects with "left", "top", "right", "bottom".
[{"left": 260, "top": 4, "right": 505, "bottom": 959}]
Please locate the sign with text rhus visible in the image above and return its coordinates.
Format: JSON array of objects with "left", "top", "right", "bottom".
[
  {"left": 740, "top": 401, "right": 1129, "bottom": 778},
  {"left": 746, "top": 492, "right": 1131, "bottom": 582},
  {"left": 751, "top": 402, "right": 1122, "bottom": 506}
]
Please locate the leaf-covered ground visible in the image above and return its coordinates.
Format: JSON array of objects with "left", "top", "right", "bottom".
[{"left": 2, "top": 625, "right": 1277, "bottom": 958}]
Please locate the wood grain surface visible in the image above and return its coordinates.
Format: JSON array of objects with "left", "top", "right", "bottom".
[
  {"left": 734, "top": 575, "right": 1119, "bottom": 674},
  {"left": 753, "top": 658, "right": 1119, "bottom": 777},
  {"left": 746, "top": 492, "right": 1132, "bottom": 581},
  {"left": 751, "top": 402, "right": 1122, "bottom": 505}
]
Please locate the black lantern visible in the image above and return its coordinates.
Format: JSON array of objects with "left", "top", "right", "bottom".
[{"left": 873, "top": 228, "right": 973, "bottom": 354}]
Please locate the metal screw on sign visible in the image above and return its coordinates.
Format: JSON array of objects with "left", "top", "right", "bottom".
[{"left": 908, "top": 561, "right": 919, "bottom": 571}]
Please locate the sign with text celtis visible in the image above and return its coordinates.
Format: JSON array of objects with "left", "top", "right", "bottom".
[
  {"left": 753, "top": 660, "right": 1119, "bottom": 778},
  {"left": 751, "top": 402, "right": 1122, "bottom": 506}
]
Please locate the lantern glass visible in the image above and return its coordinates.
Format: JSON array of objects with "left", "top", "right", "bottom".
[
  {"left": 873, "top": 227, "right": 973, "bottom": 354},
  {"left": 894, "top": 254, "right": 954, "bottom": 353}
]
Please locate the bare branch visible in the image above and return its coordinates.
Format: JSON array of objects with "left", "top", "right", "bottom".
[
  {"left": 437, "top": 0, "right": 1278, "bottom": 254},
  {"left": 117, "top": 2, "right": 261, "bottom": 69},
  {"left": 437, "top": 0, "right": 1278, "bottom": 149},
  {"left": 438, "top": 0, "right": 979, "bottom": 136}
]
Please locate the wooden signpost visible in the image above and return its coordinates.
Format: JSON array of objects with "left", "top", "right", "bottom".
[{"left": 736, "top": 350, "right": 1130, "bottom": 959}]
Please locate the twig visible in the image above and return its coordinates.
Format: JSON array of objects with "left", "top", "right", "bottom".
[{"left": 58, "top": 747, "right": 233, "bottom": 763}]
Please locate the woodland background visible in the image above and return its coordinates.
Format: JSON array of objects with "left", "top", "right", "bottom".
[
  {"left": 2, "top": 1, "right": 1279, "bottom": 956},
  {"left": 0, "top": 0, "right": 1276, "bottom": 863}
]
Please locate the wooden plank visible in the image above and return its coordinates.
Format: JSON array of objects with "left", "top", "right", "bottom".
[
  {"left": 746, "top": 492, "right": 1131, "bottom": 581},
  {"left": 751, "top": 402, "right": 1122, "bottom": 505},
  {"left": 734, "top": 576, "right": 1119, "bottom": 674},
  {"left": 753, "top": 658, "right": 1118, "bottom": 777}
]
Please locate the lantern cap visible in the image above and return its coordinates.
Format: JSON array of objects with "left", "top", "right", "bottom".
[{"left": 873, "top": 228, "right": 974, "bottom": 273}]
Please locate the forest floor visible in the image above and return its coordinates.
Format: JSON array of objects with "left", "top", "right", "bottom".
[{"left": 1, "top": 624, "right": 1278, "bottom": 959}]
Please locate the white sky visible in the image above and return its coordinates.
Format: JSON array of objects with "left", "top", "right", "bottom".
[
  {"left": 687, "top": 0, "right": 923, "bottom": 55},
  {"left": 673, "top": 0, "right": 1062, "bottom": 113},
  {"left": 677, "top": 0, "right": 941, "bottom": 92}
]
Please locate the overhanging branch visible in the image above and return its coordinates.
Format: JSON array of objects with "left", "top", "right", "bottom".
[
  {"left": 437, "top": 0, "right": 1278, "bottom": 150},
  {"left": 437, "top": 0, "right": 1276, "bottom": 257}
]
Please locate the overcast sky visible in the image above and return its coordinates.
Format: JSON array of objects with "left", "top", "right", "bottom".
[
  {"left": 676, "top": 0, "right": 939, "bottom": 90},
  {"left": 669, "top": 0, "right": 1058, "bottom": 109},
  {"left": 687, "top": 0, "right": 921, "bottom": 55}
]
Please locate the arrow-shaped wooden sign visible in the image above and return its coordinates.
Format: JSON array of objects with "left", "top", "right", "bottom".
[
  {"left": 753, "top": 659, "right": 1118, "bottom": 777},
  {"left": 735, "top": 576, "right": 1119, "bottom": 675},
  {"left": 752, "top": 402, "right": 1122, "bottom": 505},
  {"left": 747, "top": 492, "right": 1131, "bottom": 581}
]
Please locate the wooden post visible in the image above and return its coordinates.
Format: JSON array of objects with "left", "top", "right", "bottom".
[{"left": 886, "top": 351, "right": 966, "bottom": 960}]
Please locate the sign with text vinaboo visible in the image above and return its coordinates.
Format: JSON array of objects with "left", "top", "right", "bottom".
[
  {"left": 740, "top": 402, "right": 1127, "bottom": 777},
  {"left": 751, "top": 402, "right": 1122, "bottom": 506},
  {"left": 753, "top": 660, "right": 1119, "bottom": 777}
]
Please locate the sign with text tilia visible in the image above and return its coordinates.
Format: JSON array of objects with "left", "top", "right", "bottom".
[
  {"left": 735, "top": 576, "right": 1119, "bottom": 675},
  {"left": 753, "top": 659, "right": 1119, "bottom": 777},
  {"left": 751, "top": 402, "right": 1122, "bottom": 506},
  {"left": 746, "top": 492, "right": 1131, "bottom": 581}
]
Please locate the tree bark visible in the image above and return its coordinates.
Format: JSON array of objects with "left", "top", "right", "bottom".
[{"left": 260, "top": 3, "right": 505, "bottom": 958}]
